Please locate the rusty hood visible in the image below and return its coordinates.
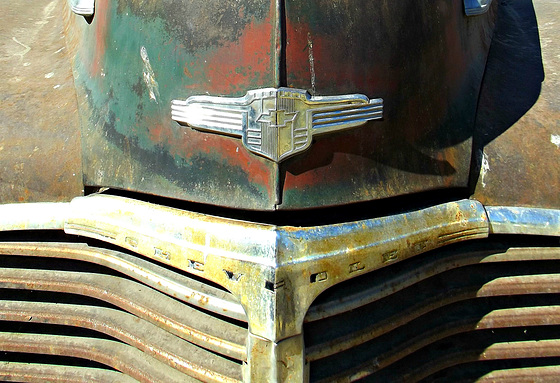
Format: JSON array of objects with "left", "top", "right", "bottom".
[{"left": 67, "top": 0, "right": 497, "bottom": 210}]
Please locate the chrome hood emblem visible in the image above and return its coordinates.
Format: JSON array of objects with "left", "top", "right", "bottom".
[{"left": 171, "top": 88, "right": 383, "bottom": 162}]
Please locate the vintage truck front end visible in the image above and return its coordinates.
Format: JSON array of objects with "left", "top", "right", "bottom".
[{"left": 1, "top": 0, "right": 559, "bottom": 381}]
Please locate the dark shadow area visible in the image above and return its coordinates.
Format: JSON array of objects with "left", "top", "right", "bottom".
[
  {"left": 470, "top": 0, "right": 544, "bottom": 187},
  {"left": 96, "top": 186, "right": 469, "bottom": 226},
  {"left": 283, "top": 134, "right": 458, "bottom": 178}
]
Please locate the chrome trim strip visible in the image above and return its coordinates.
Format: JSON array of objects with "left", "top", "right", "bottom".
[
  {"left": 464, "top": 0, "right": 493, "bottom": 16},
  {"left": 486, "top": 206, "right": 560, "bottom": 236},
  {"left": 0, "top": 202, "right": 69, "bottom": 231}
]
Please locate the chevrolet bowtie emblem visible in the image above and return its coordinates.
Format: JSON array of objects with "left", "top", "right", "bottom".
[{"left": 171, "top": 88, "right": 383, "bottom": 162}]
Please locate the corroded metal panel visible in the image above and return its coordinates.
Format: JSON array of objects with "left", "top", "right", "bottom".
[
  {"left": 67, "top": 0, "right": 280, "bottom": 210},
  {"left": 281, "top": 0, "right": 498, "bottom": 209},
  {"left": 60, "top": 194, "right": 490, "bottom": 341},
  {"left": 65, "top": 0, "right": 499, "bottom": 210}
]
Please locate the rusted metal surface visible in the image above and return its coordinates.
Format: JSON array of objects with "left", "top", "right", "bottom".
[
  {"left": 406, "top": 340, "right": 560, "bottom": 383},
  {"left": 307, "top": 246, "right": 560, "bottom": 322},
  {"left": 65, "top": 0, "right": 280, "bottom": 210},
  {"left": 62, "top": 194, "right": 489, "bottom": 342},
  {"left": 0, "top": 241, "right": 246, "bottom": 321},
  {"left": 0, "top": 332, "right": 197, "bottom": 383},
  {"left": 0, "top": 193, "right": 558, "bottom": 381},
  {"left": 280, "top": 0, "right": 497, "bottom": 209},
  {"left": 62, "top": 0, "right": 499, "bottom": 210},
  {"left": 0, "top": 361, "right": 139, "bottom": 382},
  {"left": 0, "top": 267, "right": 246, "bottom": 360},
  {"left": 472, "top": 0, "right": 560, "bottom": 209},
  {"left": 477, "top": 366, "right": 560, "bottom": 382},
  {"left": 305, "top": 242, "right": 560, "bottom": 381},
  {"left": 0, "top": 0, "right": 83, "bottom": 204},
  {"left": 313, "top": 306, "right": 560, "bottom": 382},
  {"left": 247, "top": 333, "right": 307, "bottom": 382},
  {"left": 306, "top": 274, "right": 560, "bottom": 362},
  {"left": 0, "top": 300, "right": 243, "bottom": 382}
]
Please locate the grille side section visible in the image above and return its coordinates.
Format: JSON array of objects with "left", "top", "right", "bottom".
[
  {"left": 305, "top": 238, "right": 560, "bottom": 382},
  {"left": 0, "top": 238, "right": 247, "bottom": 383}
]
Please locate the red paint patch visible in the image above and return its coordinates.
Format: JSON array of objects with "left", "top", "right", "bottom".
[
  {"left": 203, "top": 10, "right": 276, "bottom": 94},
  {"left": 91, "top": 0, "right": 110, "bottom": 75},
  {"left": 146, "top": 118, "right": 271, "bottom": 188}
]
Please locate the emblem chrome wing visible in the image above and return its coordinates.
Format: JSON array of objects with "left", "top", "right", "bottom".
[
  {"left": 171, "top": 88, "right": 383, "bottom": 162},
  {"left": 69, "top": 0, "right": 95, "bottom": 16}
]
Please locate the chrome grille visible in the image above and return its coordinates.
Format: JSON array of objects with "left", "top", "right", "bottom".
[
  {"left": 305, "top": 239, "right": 560, "bottom": 382},
  {"left": 0, "top": 238, "right": 247, "bottom": 383}
]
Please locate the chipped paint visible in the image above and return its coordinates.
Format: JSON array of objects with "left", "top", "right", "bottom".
[
  {"left": 307, "top": 32, "right": 316, "bottom": 95},
  {"left": 480, "top": 151, "right": 490, "bottom": 187},
  {"left": 140, "top": 46, "right": 160, "bottom": 103}
]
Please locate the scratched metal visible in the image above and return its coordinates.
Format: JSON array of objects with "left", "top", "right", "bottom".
[
  {"left": 0, "top": 241, "right": 246, "bottom": 321},
  {"left": 64, "top": 0, "right": 499, "bottom": 210},
  {"left": 0, "top": 332, "right": 198, "bottom": 383},
  {"left": 0, "top": 202, "right": 69, "bottom": 230},
  {"left": 278, "top": 0, "right": 497, "bottom": 208},
  {"left": 0, "top": 361, "right": 139, "bottom": 383},
  {"left": 0, "top": 300, "right": 243, "bottom": 382},
  {"left": 65, "top": 0, "right": 280, "bottom": 210},
  {"left": 0, "top": 267, "right": 247, "bottom": 360},
  {"left": 62, "top": 194, "right": 489, "bottom": 343},
  {"left": 486, "top": 206, "right": 560, "bottom": 236}
]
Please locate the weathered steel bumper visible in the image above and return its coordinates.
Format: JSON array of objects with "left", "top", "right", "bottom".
[{"left": 0, "top": 195, "right": 558, "bottom": 381}]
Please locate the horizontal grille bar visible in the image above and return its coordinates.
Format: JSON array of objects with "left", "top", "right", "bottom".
[
  {"left": 0, "top": 242, "right": 246, "bottom": 322},
  {"left": 477, "top": 365, "right": 560, "bottom": 381},
  {"left": 0, "top": 239, "right": 247, "bottom": 382},
  {"left": 402, "top": 339, "right": 560, "bottom": 383},
  {"left": 0, "top": 267, "right": 246, "bottom": 360},
  {"left": 0, "top": 332, "right": 196, "bottom": 383},
  {"left": 306, "top": 246, "right": 560, "bottom": 322},
  {"left": 0, "top": 300, "right": 242, "bottom": 382},
  {"left": 0, "top": 361, "right": 139, "bottom": 382}
]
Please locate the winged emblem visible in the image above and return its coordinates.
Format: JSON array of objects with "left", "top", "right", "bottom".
[{"left": 171, "top": 88, "right": 383, "bottom": 162}]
